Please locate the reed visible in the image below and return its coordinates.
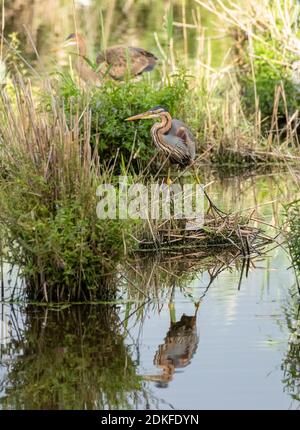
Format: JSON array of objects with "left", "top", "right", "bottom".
[
  {"left": 3, "top": 1, "right": 300, "bottom": 165},
  {"left": 0, "top": 76, "right": 138, "bottom": 301}
]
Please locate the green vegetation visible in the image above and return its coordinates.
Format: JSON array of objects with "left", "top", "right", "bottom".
[
  {"left": 238, "top": 39, "right": 300, "bottom": 123},
  {"left": 286, "top": 200, "right": 300, "bottom": 280},
  {"left": 56, "top": 71, "right": 189, "bottom": 169},
  {"left": 0, "top": 79, "right": 138, "bottom": 301},
  {"left": 200, "top": 0, "right": 300, "bottom": 131},
  {"left": 283, "top": 199, "right": 300, "bottom": 402}
]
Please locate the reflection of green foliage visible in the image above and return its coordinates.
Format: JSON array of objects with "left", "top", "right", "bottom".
[
  {"left": 286, "top": 200, "right": 300, "bottom": 277},
  {"left": 281, "top": 287, "right": 300, "bottom": 403},
  {"left": 0, "top": 306, "right": 142, "bottom": 410},
  {"left": 284, "top": 201, "right": 300, "bottom": 403}
]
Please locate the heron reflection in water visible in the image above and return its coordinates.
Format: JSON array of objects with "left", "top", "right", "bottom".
[{"left": 144, "top": 305, "right": 200, "bottom": 387}]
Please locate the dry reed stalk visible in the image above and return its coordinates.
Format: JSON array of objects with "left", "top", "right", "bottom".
[
  {"left": 0, "top": 0, "right": 4, "bottom": 61},
  {"left": 137, "top": 209, "right": 272, "bottom": 256}
]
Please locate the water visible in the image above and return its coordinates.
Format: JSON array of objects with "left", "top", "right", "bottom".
[
  {"left": 0, "top": 169, "right": 299, "bottom": 410},
  {"left": 131, "top": 254, "right": 293, "bottom": 410}
]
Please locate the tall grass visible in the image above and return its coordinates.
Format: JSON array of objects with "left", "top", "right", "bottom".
[
  {"left": 197, "top": 0, "right": 300, "bottom": 141},
  {"left": 4, "top": 1, "right": 300, "bottom": 164},
  {"left": 285, "top": 200, "right": 300, "bottom": 291},
  {"left": 0, "top": 76, "right": 138, "bottom": 301}
]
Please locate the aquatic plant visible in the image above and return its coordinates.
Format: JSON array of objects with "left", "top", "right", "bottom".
[{"left": 286, "top": 199, "right": 300, "bottom": 287}]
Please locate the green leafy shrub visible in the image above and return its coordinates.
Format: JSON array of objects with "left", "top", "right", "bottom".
[
  {"left": 55, "top": 71, "right": 190, "bottom": 169},
  {"left": 286, "top": 200, "right": 300, "bottom": 278},
  {"left": 239, "top": 39, "right": 300, "bottom": 123}
]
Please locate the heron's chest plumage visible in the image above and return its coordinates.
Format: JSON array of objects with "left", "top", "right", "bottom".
[{"left": 150, "top": 122, "right": 193, "bottom": 166}]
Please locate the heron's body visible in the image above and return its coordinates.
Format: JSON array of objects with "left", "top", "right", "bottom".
[
  {"left": 150, "top": 112, "right": 196, "bottom": 166},
  {"left": 97, "top": 46, "right": 157, "bottom": 80},
  {"left": 63, "top": 34, "right": 158, "bottom": 83},
  {"left": 126, "top": 107, "right": 196, "bottom": 168}
]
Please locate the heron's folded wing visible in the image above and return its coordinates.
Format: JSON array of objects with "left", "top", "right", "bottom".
[
  {"left": 176, "top": 126, "right": 189, "bottom": 142},
  {"left": 163, "top": 134, "right": 191, "bottom": 165},
  {"left": 98, "top": 47, "right": 127, "bottom": 80},
  {"left": 175, "top": 125, "right": 196, "bottom": 161},
  {"left": 96, "top": 46, "right": 157, "bottom": 80},
  {"left": 130, "top": 47, "right": 158, "bottom": 73}
]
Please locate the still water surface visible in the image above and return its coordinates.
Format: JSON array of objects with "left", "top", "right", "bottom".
[{"left": 0, "top": 169, "right": 299, "bottom": 410}]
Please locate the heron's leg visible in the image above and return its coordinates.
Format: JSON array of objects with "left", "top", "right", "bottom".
[
  {"left": 194, "top": 300, "right": 201, "bottom": 314},
  {"left": 168, "top": 285, "right": 176, "bottom": 324},
  {"left": 192, "top": 163, "right": 201, "bottom": 184},
  {"left": 192, "top": 163, "right": 226, "bottom": 219},
  {"left": 166, "top": 166, "right": 173, "bottom": 186}
]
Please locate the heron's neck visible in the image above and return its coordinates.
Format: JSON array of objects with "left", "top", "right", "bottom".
[
  {"left": 76, "top": 39, "right": 87, "bottom": 57},
  {"left": 152, "top": 112, "right": 172, "bottom": 135}
]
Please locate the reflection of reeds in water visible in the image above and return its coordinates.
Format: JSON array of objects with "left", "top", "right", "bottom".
[
  {"left": 200, "top": 166, "right": 300, "bottom": 233},
  {"left": 0, "top": 304, "right": 144, "bottom": 409},
  {"left": 281, "top": 287, "right": 300, "bottom": 405},
  {"left": 120, "top": 244, "right": 267, "bottom": 315}
]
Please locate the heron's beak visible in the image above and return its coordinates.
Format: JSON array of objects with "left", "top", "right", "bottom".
[
  {"left": 51, "top": 39, "right": 77, "bottom": 53},
  {"left": 125, "top": 111, "right": 159, "bottom": 121},
  {"left": 63, "top": 39, "right": 78, "bottom": 48}
]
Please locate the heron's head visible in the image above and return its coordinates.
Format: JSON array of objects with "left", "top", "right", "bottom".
[
  {"left": 62, "top": 33, "right": 85, "bottom": 48},
  {"left": 125, "top": 106, "right": 168, "bottom": 121}
]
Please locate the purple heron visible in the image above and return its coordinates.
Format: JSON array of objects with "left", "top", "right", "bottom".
[
  {"left": 125, "top": 106, "right": 196, "bottom": 182},
  {"left": 125, "top": 106, "right": 226, "bottom": 216},
  {"left": 62, "top": 33, "right": 158, "bottom": 83}
]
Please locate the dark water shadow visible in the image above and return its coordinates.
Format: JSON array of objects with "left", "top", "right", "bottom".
[{"left": 0, "top": 304, "right": 151, "bottom": 410}]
